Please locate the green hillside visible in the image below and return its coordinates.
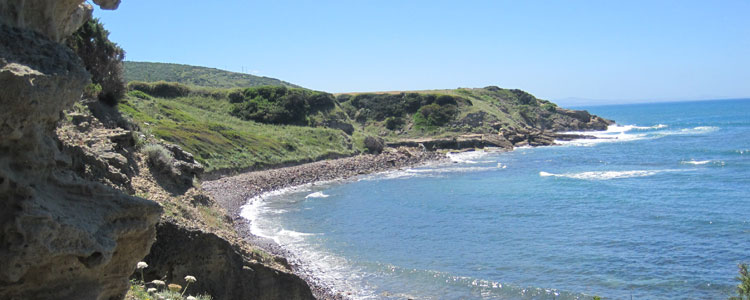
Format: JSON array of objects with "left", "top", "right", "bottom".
[
  {"left": 123, "top": 61, "right": 301, "bottom": 89},
  {"left": 118, "top": 78, "right": 609, "bottom": 174}
]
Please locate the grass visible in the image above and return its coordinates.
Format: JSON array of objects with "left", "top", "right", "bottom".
[
  {"left": 124, "top": 61, "right": 300, "bottom": 89},
  {"left": 119, "top": 93, "right": 358, "bottom": 173},
  {"left": 119, "top": 79, "right": 581, "bottom": 174}
]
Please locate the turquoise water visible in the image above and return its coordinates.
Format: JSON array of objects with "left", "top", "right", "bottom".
[{"left": 243, "top": 99, "right": 750, "bottom": 299}]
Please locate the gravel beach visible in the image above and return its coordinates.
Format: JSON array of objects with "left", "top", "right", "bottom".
[{"left": 202, "top": 147, "right": 446, "bottom": 299}]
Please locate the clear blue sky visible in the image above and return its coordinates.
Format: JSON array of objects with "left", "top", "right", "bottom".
[{"left": 95, "top": 0, "right": 750, "bottom": 105}]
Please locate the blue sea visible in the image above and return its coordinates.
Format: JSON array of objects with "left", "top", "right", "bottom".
[{"left": 242, "top": 99, "right": 750, "bottom": 299}]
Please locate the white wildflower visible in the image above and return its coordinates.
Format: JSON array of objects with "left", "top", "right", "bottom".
[
  {"left": 136, "top": 261, "right": 148, "bottom": 269},
  {"left": 147, "top": 288, "right": 157, "bottom": 294},
  {"left": 186, "top": 297, "right": 197, "bottom": 300},
  {"left": 151, "top": 279, "right": 166, "bottom": 286},
  {"left": 184, "top": 275, "right": 197, "bottom": 283}
]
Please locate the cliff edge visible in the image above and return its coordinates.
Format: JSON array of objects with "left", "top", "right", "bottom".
[{"left": 0, "top": 1, "right": 161, "bottom": 299}]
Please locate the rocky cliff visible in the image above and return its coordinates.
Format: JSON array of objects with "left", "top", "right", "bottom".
[{"left": 0, "top": 1, "right": 162, "bottom": 299}]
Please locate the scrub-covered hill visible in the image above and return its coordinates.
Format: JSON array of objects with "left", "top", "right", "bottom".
[
  {"left": 119, "top": 80, "right": 611, "bottom": 174},
  {"left": 124, "top": 61, "right": 301, "bottom": 89}
]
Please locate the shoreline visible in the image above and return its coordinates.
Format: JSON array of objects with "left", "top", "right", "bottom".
[{"left": 202, "top": 147, "right": 450, "bottom": 299}]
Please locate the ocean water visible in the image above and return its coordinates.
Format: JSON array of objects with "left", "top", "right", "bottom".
[{"left": 242, "top": 99, "right": 750, "bottom": 299}]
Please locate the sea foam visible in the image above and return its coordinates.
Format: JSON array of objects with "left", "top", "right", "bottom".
[
  {"left": 305, "top": 191, "right": 329, "bottom": 198},
  {"left": 539, "top": 169, "right": 683, "bottom": 180}
]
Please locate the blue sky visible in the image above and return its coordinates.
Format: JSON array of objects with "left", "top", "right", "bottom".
[{"left": 95, "top": 0, "right": 750, "bottom": 105}]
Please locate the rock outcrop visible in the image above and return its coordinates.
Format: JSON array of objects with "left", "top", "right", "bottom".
[
  {"left": 0, "top": 1, "right": 162, "bottom": 299},
  {"left": 143, "top": 222, "right": 315, "bottom": 300}
]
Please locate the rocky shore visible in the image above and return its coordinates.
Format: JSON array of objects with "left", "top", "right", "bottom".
[{"left": 202, "top": 147, "right": 446, "bottom": 299}]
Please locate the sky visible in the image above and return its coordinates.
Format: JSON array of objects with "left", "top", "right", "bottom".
[{"left": 95, "top": 0, "right": 750, "bottom": 105}]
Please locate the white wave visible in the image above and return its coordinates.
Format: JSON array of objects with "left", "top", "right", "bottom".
[
  {"left": 305, "top": 191, "right": 329, "bottom": 198},
  {"left": 239, "top": 198, "right": 276, "bottom": 240},
  {"left": 681, "top": 160, "right": 711, "bottom": 165},
  {"left": 446, "top": 150, "right": 491, "bottom": 164},
  {"left": 656, "top": 126, "right": 720, "bottom": 136},
  {"left": 556, "top": 124, "right": 720, "bottom": 147},
  {"left": 540, "top": 169, "right": 684, "bottom": 180},
  {"left": 632, "top": 124, "right": 668, "bottom": 130},
  {"left": 360, "top": 164, "right": 501, "bottom": 181},
  {"left": 557, "top": 124, "right": 650, "bottom": 146}
]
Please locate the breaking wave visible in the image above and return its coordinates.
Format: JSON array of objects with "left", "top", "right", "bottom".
[
  {"left": 539, "top": 169, "right": 685, "bottom": 180},
  {"left": 305, "top": 191, "right": 329, "bottom": 198},
  {"left": 557, "top": 124, "right": 720, "bottom": 147}
]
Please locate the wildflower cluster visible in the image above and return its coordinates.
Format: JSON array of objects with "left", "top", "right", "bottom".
[{"left": 130, "top": 261, "right": 212, "bottom": 300}]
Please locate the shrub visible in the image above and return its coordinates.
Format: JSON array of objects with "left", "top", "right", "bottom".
[
  {"left": 510, "top": 89, "right": 538, "bottom": 106},
  {"left": 385, "top": 116, "right": 404, "bottom": 130},
  {"left": 227, "top": 89, "right": 244, "bottom": 103},
  {"left": 127, "top": 81, "right": 190, "bottom": 98},
  {"left": 541, "top": 102, "right": 557, "bottom": 112},
  {"left": 128, "top": 81, "right": 153, "bottom": 93},
  {"left": 128, "top": 90, "right": 151, "bottom": 100},
  {"left": 730, "top": 263, "right": 750, "bottom": 300},
  {"left": 230, "top": 86, "right": 338, "bottom": 125},
  {"left": 415, "top": 103, "right": 457, "bottom": 127},
  {"left": 143, "top": 144, "right": 173, "bottom": 172},
  {"left": 66, "top": 18, "right": 126, "bottom": 105},
  {"left": 83, "top": 83, "right": 102, "bottom": 99},
  {"left": 150, "top": 81, "right": 191, "bottom": 98}
]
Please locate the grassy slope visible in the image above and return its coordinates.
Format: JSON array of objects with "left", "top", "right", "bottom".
[
  {"left": 119, "top": 92, "right": 357, "bottom": 173},
  {"left": 124, "top": 61, "right": 301, "bottom": 89},
  {"left": 119, "top": 60, "right": 587, "bottom": 175},
  {"left": 341, "top": 87, "right": 556, "bottom": 141}
]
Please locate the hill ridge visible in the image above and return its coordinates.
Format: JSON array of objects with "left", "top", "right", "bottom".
[{"left": 123, "top": 61, "right": 301, "bottom": 89}]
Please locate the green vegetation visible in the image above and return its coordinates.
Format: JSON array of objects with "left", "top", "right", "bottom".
[
  {"left": 66, "top": 18, "right": 126, "bottom": 105},
  {"left": 119, "top": 84, "right": 356, "bottom": 173},
  {"left": 229, "top": 86, "right": 335, "bottom": 125},
  {"left": 119, "top": 61, "right": 583, "bottom": 173},
  {"left": 730, "top": 263, "right": 750, "bottom": 300},
  {"left": 124, "top": 61, "right": 300, "bottom": 89},
  {"left": 143, "top": 144, "right": 173, "bottom": 171}
]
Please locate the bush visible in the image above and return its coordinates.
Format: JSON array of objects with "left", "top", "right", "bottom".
[
  {"left": 541, "top": 102, "right": 557, "bottom": 112},
  {"left": 341, "top": 93, "right": 465, "bottom": 122},
  {"left": 730, "top": 263, "right": 750, "bottom": 300},
  {"left": 385, "top": 116, "right": 404, "bottom": 130},
  {"left": 363, "top": 136, "right": 385, "bottom": 154},
  {"left": 510, "top": 89, "right": 538, "bottom": 106},
  {"left": 150, "top": 81, "right": 190, "bottom": 98},
  {"left": 83, "top": 83, "right": 103, "bottom": 99},
  {"left": 227, "top": 89, "right": 244, "bottom": 103},
  {"left": 127, "top": 81, "right": 190, "bottom": 98},
  {"left": 143, "top": 144, "right": 173, "bottom": 172},
  {"left": 415, "top": 103, "right": 457, "bottom": 127},
  {"left": 66, "top": 18, "right": 126, "bottom": 105},
  {"left": 230, "top": 86, "right": 337, "bottom": 125},
  {"left": 128, "top": 90, "right": 151, "bottom": 100}
]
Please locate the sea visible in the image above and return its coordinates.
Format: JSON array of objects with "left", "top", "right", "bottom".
[{"left": 242, "top": 99, "right": 750, "bottom": 300}]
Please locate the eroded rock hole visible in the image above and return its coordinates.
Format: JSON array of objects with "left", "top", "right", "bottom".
[{"left": 78, "top": 252, "right": 104, "bottom": 268}]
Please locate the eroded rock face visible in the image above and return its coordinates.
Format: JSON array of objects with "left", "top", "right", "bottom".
[
  {"left": 0, "top": 0, "right": 161, "bottom": 299},
  {"left": 144, "top": 222, "right": 315, "bottom": 300}
]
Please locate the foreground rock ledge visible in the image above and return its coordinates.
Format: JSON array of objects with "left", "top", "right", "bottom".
[{"left": 0, "top": 0, "right": 162, "bottom": 299}]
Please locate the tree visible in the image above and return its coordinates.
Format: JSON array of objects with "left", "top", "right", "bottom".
[{"left": 66, "top": 18, "right": 126, "bottom": 105}]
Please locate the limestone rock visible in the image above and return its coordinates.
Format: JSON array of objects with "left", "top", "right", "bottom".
[
  {"left": 0, "top": 1, "right": 162, "bottom": 299},
  {"left": 0, "top": 0, "right": 120, "bottom": 42},
  {"left": 143, "top": 222, "right": 315, "bottom": 300}
]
